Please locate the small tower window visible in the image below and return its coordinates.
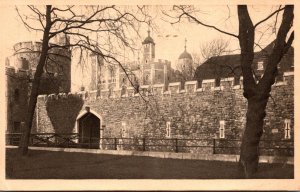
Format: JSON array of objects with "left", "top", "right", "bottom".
[
  {"left": 166, "top": 121, "right": 171, "bottom": 138},
  {"left": 257, "top": 61, "right": 264, "bottom": 70},
  {"left": 284, "top": 119, "right": 291, "bottom": 139},
  {"left": 219, "top": 120, "right": 225, "bottom": 139}
]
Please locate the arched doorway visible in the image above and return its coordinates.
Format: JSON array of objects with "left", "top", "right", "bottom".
[{"left": 78, "top": 112, "right": 100, "bottom": 148}]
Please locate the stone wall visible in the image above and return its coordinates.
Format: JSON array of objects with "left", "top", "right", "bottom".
[
  {"left": 5, "top": 67, "right": 30, "bottom": 133},
  {"left": 34, "top": 73, "right": 294, "bottom": 155},
  {"left": 5, "top": 41, "right": 72, "bottom": 133},
  {"left": 8, "top": 41, "right": 71, "bottom": 94}
]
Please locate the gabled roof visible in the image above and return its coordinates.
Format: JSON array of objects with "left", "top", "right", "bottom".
[
  {"left": 194, "top": 41, "right": 294, "bottom": 80},
  {"left": 195, "top": 54, "right": 242, "bottom": 80}
]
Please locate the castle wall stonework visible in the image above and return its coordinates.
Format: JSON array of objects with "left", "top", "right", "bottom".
[
  {"left": 5, "top": 40, "right": 72, "bottom": 133},
  {"left": 35, "top": 74, "right": 294, "bottom": 155}
]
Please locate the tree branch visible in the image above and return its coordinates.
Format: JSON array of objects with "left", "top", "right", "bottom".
[
  {"left": 170, "top": 5, "right": 239, "bottom": 39},
  {"left": 254, "top": 6, "right": 285, "bottom": 29}
]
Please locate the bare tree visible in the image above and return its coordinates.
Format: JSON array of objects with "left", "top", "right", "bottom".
[
  {"left": 175, "top": 38, "right": 231, "bottom": 83},
  {"left": 200, "top": 38, "right": 231, "bottom": 61},
  {"left": 16, "top": 5, "right": 151, "bottom": 155},
  {"left": 193, "top": 38, "right": 233, "bottom": 86},
  {"left": 165, "top": 5, "right": 294, "bottom": 178}
]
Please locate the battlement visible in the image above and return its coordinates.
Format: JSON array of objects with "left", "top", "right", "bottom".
[
  {"left": 13, "top": 41, "right": 71, "bottom": 58},
  {"left": 13, "top": 41, "right": 43, "bottom": 53},
  {"left": 5, "top": 66, "right": 31, "bottom": 78},
  {"left": 38, "top": 73, "right": 294, "bottom": 103},
  {"left": 157, "top": 59, "right": 171, "bottom": 65}
]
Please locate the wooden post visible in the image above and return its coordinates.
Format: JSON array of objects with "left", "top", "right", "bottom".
[
  {"left": 89, "top": 136, "right": 92, "bottom": 149},
  {"left": 54, "top": 134, "right": 58, "bottom": 147},
  {"left": 100, "top": 125, "right": 105, "bottom": 150},
  {"left": 47, "top": 137, "right": 50, "bottom": 147},
  {"left": 30, "top": 136, "right": 33, "bottom": 146},
  {"left": 143, "top": 138, "right": 146, "bottom": 151},
  {"left": 175, "top": 138, "right": 178, "bottom": 153},
  {"left": 114, "top": 137, "right": 117, "bottom": 150},
  {"left": 213, "top": 139, "right": 216, "bottom": 154}
]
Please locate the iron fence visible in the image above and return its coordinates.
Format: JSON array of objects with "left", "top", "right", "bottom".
[{"left": 5, "top": 133, "right": 294, "bottom": 156}]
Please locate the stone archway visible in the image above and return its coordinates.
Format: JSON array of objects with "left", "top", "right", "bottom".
[{"left": 76, "top": 109, "right": 102, "bottom": 149}]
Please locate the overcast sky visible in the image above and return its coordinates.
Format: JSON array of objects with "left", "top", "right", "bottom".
[{"left": 0, "top": 4, "right": 284, "bottom": 91}]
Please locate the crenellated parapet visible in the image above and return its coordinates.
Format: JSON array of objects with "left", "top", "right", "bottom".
[
  {"left": 13, "top": 41, "right": 43, "bottom": 53},
  {"left": 5, "top": 66, "right": 31, "bottom": 79},
  {"left": 6, "top": 40, "right": 72, "bottom": 94},
  {"left": 37, "top": 73, "right": 294, "bottom": 103},
  {"left": 13, "top": 41, "right": 71, "bottom": 58}
]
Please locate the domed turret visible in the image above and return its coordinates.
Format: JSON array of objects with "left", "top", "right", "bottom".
[
  {"left": 143, "top": 30, "right": 155, "bottom": 63},
  {"left": 142, "top": 30, "right": 155, "bottom": 45},
  {"left": 178, "top": 38, "right": 192, "bottom": 60},
  {"left": 178, "top": 39, "right": 194, "bottom": 81}
]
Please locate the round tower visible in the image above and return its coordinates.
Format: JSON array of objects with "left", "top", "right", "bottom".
[{"left": 11, "top": 39, "right": 71, "bottom": 94}]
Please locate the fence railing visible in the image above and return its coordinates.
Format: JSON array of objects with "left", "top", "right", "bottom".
[{"left": 5, "top": 133, "right": 294, "bottom": 156}]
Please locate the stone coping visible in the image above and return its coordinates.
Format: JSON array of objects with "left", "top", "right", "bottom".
[
  {"left": 220, "top": 77, "right": 234, "bottom": 82},
  {"left": 203, "top": 79, "right": 215, "bottom": 83},
  {"left": 153, "top": 84, "right": 164, "bottom": 88},
  {"left": 283, "top": 71, "right": 294, "bottom": 76},
  {"left": 185, "top": 81, "right": 198, "bottom": 85},
  {"left": 169, "top": 82, "right": 181, "bottom": 86}
]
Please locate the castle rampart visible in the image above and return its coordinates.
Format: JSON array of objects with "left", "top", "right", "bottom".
[{"left": 34, "top": 73, "right": 294, "bottom": 155}]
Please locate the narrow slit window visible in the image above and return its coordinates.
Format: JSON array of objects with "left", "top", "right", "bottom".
[
  {"left": 166, "top": 121, "right": 171, "bottom": 138},
  {"left": 121, "top": 122, "right": 127, "bottom": 138},
  {"left": 219, "top": 120, "right": 225, "bottom": 139},
  {"left": 257, "top": 61, "right": 264, "bottom": 70},
  {"left": 284, "top": 119, "right": 291, "bottom": 139}
]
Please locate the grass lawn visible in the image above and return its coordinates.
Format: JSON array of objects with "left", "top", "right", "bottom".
[{"left": 6, "top": 148, "right": 293, "bottom": 179}]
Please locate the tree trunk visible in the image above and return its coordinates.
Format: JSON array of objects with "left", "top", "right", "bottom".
[
  {"left": 237, "top": 5, "right": 293, "bottom": 178},
  {"left": 239, "top": 94, "right": 268, "bottom": 178},
  {"left": 19, "top": 5, "right": 52, "bottom": 155}
]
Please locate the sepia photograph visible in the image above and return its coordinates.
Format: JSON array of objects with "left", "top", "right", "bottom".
[{"left": 0, "top": 0, "right": 298, "bottom": 191}]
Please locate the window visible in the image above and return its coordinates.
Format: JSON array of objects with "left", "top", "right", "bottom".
[
  {"left": 257, "top": 61, "right": 264, "bottom": 70},
  {"left": 14, "top": 89, "right": 20, "bottom": 103},
  {"left": 219, "top": 120, "right": 225, "bottom": 139},
  {"left": 166, "top": 122, "right": 171, "bottom": 138},
  {"left": 284, "top": 119, "right": 291, "bottom": 139},
  {"left": 121, "top": 122, "right": 127, "bottom": 138}
]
